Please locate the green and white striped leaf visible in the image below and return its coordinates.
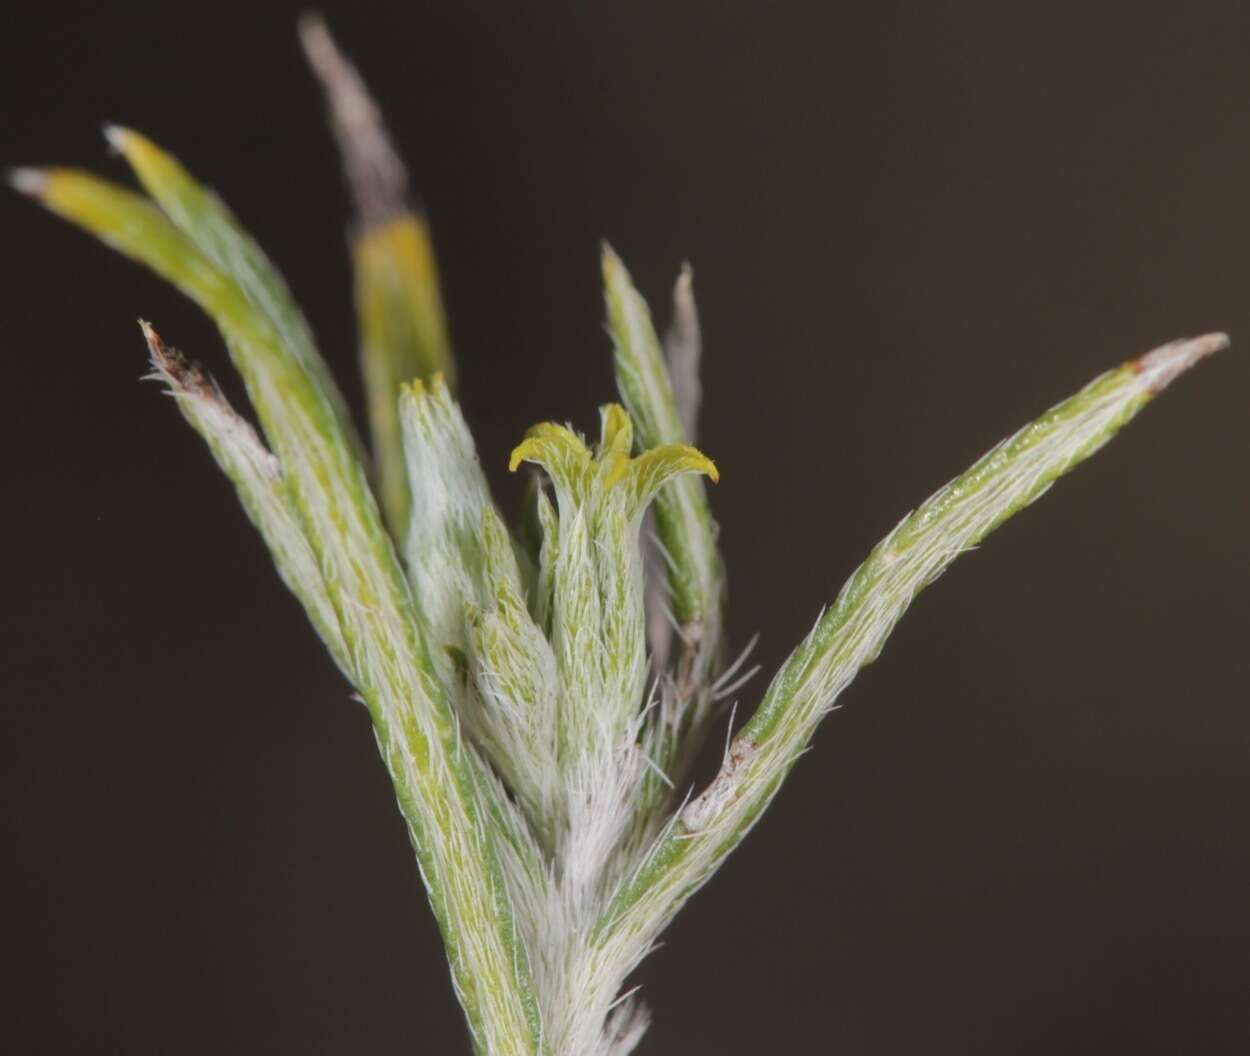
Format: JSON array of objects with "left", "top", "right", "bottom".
[
  {"left": 594, "top": 332, "right": 1228, "bottom": 993},
  {"left": 17, "top": 154, "right": 541, "bottom": 1056}
]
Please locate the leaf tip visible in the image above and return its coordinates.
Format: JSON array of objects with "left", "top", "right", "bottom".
[
  {"left": 140, "top": 318, "right": 176, "bottom": 373},
  {"left": 140, "top": 320, "right": 208, "bottom": 396},
  {"left": 673, "top": 445, "right": 719, "bottom": 484},
  {"left": 601, "top": 241, "right": 624, "bottom": 282},
  {"left": 1133, "top": 332, "right": 1230, "bottom": 394},
  {"left": 6, "top": 166, "right": 48, "bottom": 197},
  {"left": 299, "top": 11, "right": 408, "bottom": 229},
  {"left": 295, "top": 9, "right": 328, "bottom": 44},
  {"left": 102, "top": 125, "right": 174, "bottom": 189},
  {"left": 507, "top": 443, "right": 530, "bottom": 474},
  {"left": 102, "top": 123, "right": 136, "bottom": 153},
  {"left": 296, "top": 10, "right": 335, "bottom": 68}
]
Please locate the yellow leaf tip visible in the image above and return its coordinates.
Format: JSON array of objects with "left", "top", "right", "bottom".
[
  {"left": 670, "top": 444, "right": 719, "bottom": 483},
  {"left": 680, "top": 447, "right": 718, "bottom": 483}
]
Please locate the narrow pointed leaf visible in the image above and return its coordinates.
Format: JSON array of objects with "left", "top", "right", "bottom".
[
  {"left": 604, "top": 249, "right": 727, "bottom": 809},
  {"left": 142, "top": 322, "right": 352, "bottom": 677},
  {"left": 105, "top": 127, "right": 361, "bottom": 454},
  {"left": 604, "top": 246, "right": 721, "bottom": 629},
  {"left": 645, "top": 265, "right": 703, "bottom": 672},
  {"left": 301, "top": 14, "right": 456, "bottom": 540},
  {"left": 663, "top": 263, "right": 702, "bottom": 442},
  {"left": 399, "top": 374, "right": 494, "bottom": 667},
  {"left": 595, "top": 333, "right": 1228, "bottom": 967},
  {"left": 17, "top": 161, "right": 541, "bottom": 1056}
]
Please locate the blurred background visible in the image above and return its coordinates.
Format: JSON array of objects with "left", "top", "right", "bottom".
[{"left": 3, "top": 1, "right": 1249, "bottom": 1052}]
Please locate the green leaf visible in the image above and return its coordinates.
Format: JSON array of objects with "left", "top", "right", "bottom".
[
  {"left": 603, "top": 248, "right": 728, "bottom": 815},
  {"left": 596, "top": 332, "right": 1228, "bottom": 960},
  {"left": 16, "top": 153, "right": 541, "bottom": 1056},
  {"left": 301, "top": 14, "right": 456, "bottom": 541},
  {"left": 141, "top": 322, "right": 352, "bottom": 678},
  {"left": 604, "top": 245, "right": 722, "bottom": 629},
  {"left": 105, "top": 127, "right": 362, "bottom": 458}
]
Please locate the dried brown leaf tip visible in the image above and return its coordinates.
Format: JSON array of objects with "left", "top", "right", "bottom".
[{"left": 140, "top": 320, "right": 212, "bottom": 397}]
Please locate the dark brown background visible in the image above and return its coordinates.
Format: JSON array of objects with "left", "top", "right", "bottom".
[{"left": 3, "top": 1, "right": 1249, "bottom": 1052}]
